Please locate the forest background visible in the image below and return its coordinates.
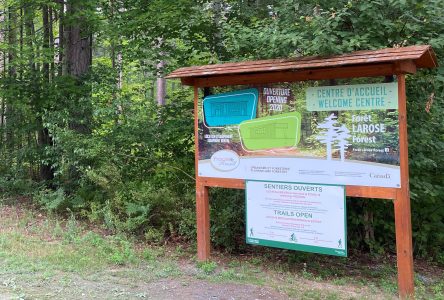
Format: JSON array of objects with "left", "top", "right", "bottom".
[{"left": 0, "top": 0, "right": 443, "bottom": 263}]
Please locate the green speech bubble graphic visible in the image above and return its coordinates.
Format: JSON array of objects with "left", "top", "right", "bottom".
[{"left": 239, "top": 112, "right": 302, "bottom": 151}]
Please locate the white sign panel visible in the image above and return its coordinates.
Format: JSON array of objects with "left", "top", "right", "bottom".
[
  {"left": 246, "top": 180, "right": 347, "bottom": 257},
  {"left": 198, "top": 82, "right": 401, "bottom": 189}
]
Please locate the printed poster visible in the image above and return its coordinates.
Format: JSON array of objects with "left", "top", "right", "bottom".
[
  {"left": 246, "top": 180, "right": 347, "bottom": 257},
  {"left": 198, "top": 82, "right": 400, "bottom": 188}
]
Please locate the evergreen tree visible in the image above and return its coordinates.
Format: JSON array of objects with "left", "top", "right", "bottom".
[{"left": 316, "top": 113, "right": 339, "bottom": 160}]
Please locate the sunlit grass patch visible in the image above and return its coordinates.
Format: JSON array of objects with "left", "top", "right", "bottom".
[
  {"left": 0, "top": 232, "right": 107, "bottom": 274},
  {"left": 0, "top": 226, "right": 140, "bottom": 275}
]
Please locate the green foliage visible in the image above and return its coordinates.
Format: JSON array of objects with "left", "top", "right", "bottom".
[
  {"left": 142, "top": 247, "right": 164, "bottom": 262},
  {"left": 210, "top": 188, "right": 246, "bottom": 252},
  {"left": 197, "top": 260, "right": 218, "bottom": 274},
  {"left": 0, "top": 177, "right": 39, "bottom": 197},
  {"left": 407, "top": 72, "right": 444, "bottom": 261},
  {"left": 45, "top": 86, "right": 196, "bottom": 239},
  {"left": 35, "top": 188, "right": 68, "bottom": 213}
]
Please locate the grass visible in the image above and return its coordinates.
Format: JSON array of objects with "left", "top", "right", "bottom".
[
  {"left": 0, "top": 201, "right": 172, "bottom": 277},
  {"left": 0, "top": 199, "right": 443, "bottom": 300},
  {"left": 0, "top": 218, "right": 142, "bottom": 274},
  {"left": 196, "top": 260, "right": 218, "bottom": 274}
]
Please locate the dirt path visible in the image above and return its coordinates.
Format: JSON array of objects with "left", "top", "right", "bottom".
[
  {"left": 0, "top": 258, "right": 392, "bottom": 300},
  {"left": 0, "top": 272, "right": 288, "bottom": 300},
  {"left": 1, "top": 264, "right": 388, "bottom": 300}
]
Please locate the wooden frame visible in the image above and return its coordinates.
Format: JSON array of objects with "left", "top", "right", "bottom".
[
  {"left": 168, "top": 47, "right": 438, "bottom": 299},
  {"left": 193, "top": 67, "right": 413, "bottom": 297}
]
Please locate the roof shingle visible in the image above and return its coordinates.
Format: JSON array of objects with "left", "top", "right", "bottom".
[{"left": 166, "top": 45, "right": 437, "bottom": 80}]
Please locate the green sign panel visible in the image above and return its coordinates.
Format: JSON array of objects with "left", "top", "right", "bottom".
[
  {"left": 239, "top": 112, "right": 302, "bottom": 151},
  {"left": 306, "top": 82, "right": 398, "bottom": 111}
]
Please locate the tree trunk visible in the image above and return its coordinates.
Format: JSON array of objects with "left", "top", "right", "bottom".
[
  {"left": 116, "top": 51, "right": 123, "bottom": 118},
  {"left": 43, "top": 5, "right": 50, "bottom": 79},
  {"left": 8, "top": 7, "right": 17, "bottom": 77},
  {"left": 58, "top": 0, "right": 64, "bottom": 76},
  {"left": 6, "top": 6, "right": 17, "bottom": 155},
  {"left": 0, "top": 12, "right": 4, "bottom": 141},
  {"left": 110, "top": 0, "right": 116, "bottom": 69},
  {"left": 66, "top": 0, "right": 92, "bottom": 78},
  {"left": 66, "top": 27, "right": 92, "bottom": 76},
  {"left": 156, "top": 60, "right": 166, "bottom": 106},
  {"left": 39, "top": 4, "right": 54, "bottom": 181},
  {"left": 24, "top": 5, "right": 36, "bottom": 72},
  {"left": 212, "top": 0, "right": 224, "bottom": 59},
  {"left": 363, "top": 208, "right": 375, "bottom": 247},
  {"left": 155, "top": 35, "right": 166, "bottom": 106},
  {"left": 49, "top": 6, "right": 55, "bottom": 80},
  {"left": 65, "top": 0, "right": 93, "bottom": 133}
]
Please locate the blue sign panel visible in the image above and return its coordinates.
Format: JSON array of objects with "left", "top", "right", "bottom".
[{"left": 203, "top": 88, "right": 258, "bottom": 127}]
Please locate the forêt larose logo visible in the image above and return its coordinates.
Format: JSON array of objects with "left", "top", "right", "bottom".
[{"left": 210, "top": 150, "right": 240, "bottom": 171}]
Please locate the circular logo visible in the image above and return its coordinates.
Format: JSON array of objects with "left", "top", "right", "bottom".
[{"left": 210, "top": 150, "right": 240, "bottom": 172}]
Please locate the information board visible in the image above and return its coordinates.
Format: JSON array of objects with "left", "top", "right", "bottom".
[
  {"left": 198, "top": 82, "right": 400, "bottom": 188},
  {"left": 246, "top": 180, "right": 347, "bottom": 257}
]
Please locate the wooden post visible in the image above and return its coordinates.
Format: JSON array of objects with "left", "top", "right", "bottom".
[
  {"left": 196, "top": 182, "right": 210, "bottom": 260},
  {"left": 194, "top": 86, "right": 210, "bottom": 261},
  {"left": 395, "top": 74, "right": 414, "bottom": 298}
]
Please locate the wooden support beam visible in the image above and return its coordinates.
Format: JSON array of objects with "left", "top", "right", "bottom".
[
  {"left": 346, "top": 186, "right": 397, "bottom": 200},
  {"left": 196, "top": 180, "right": 210, "bottom": 261},
  {"left": 193, "top": 87, "right": 199, "bottom": 185},
  {"left": 197, "top": 177, "right": 397, "bottom": 200},
  {"left": 394, "top": 74, "right": 414, "bottom": 298},
  {"left": 198, "top": 177, "right": 246, "bottom": 190},
  {"left": 192, "top": 63, "right": 400, "bottom": 88},
  {"left": 181, "top": 77, "right": 194, "bottom": 86},
  {"left": 394, "top": 61, "right": 417, "bottom": 74},
  {"left": 194, "top": 87, "right": 211, "bottom": 261}
]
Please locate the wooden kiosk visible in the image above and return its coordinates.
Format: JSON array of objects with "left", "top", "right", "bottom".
[{"left": 167, "top": 45, "right": 438, "bottom": 298}]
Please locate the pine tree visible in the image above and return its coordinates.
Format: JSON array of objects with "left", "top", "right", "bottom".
[
  {"left": 316, "top": 114, "right": 339, "bottom": 160},
  {"left": 336, "top": 124, "right": 351, "bottom": 162}
]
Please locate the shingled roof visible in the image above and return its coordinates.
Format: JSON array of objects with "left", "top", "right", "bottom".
[{"left": 167, "top": 45, "right": 437, "bottom": 84}]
